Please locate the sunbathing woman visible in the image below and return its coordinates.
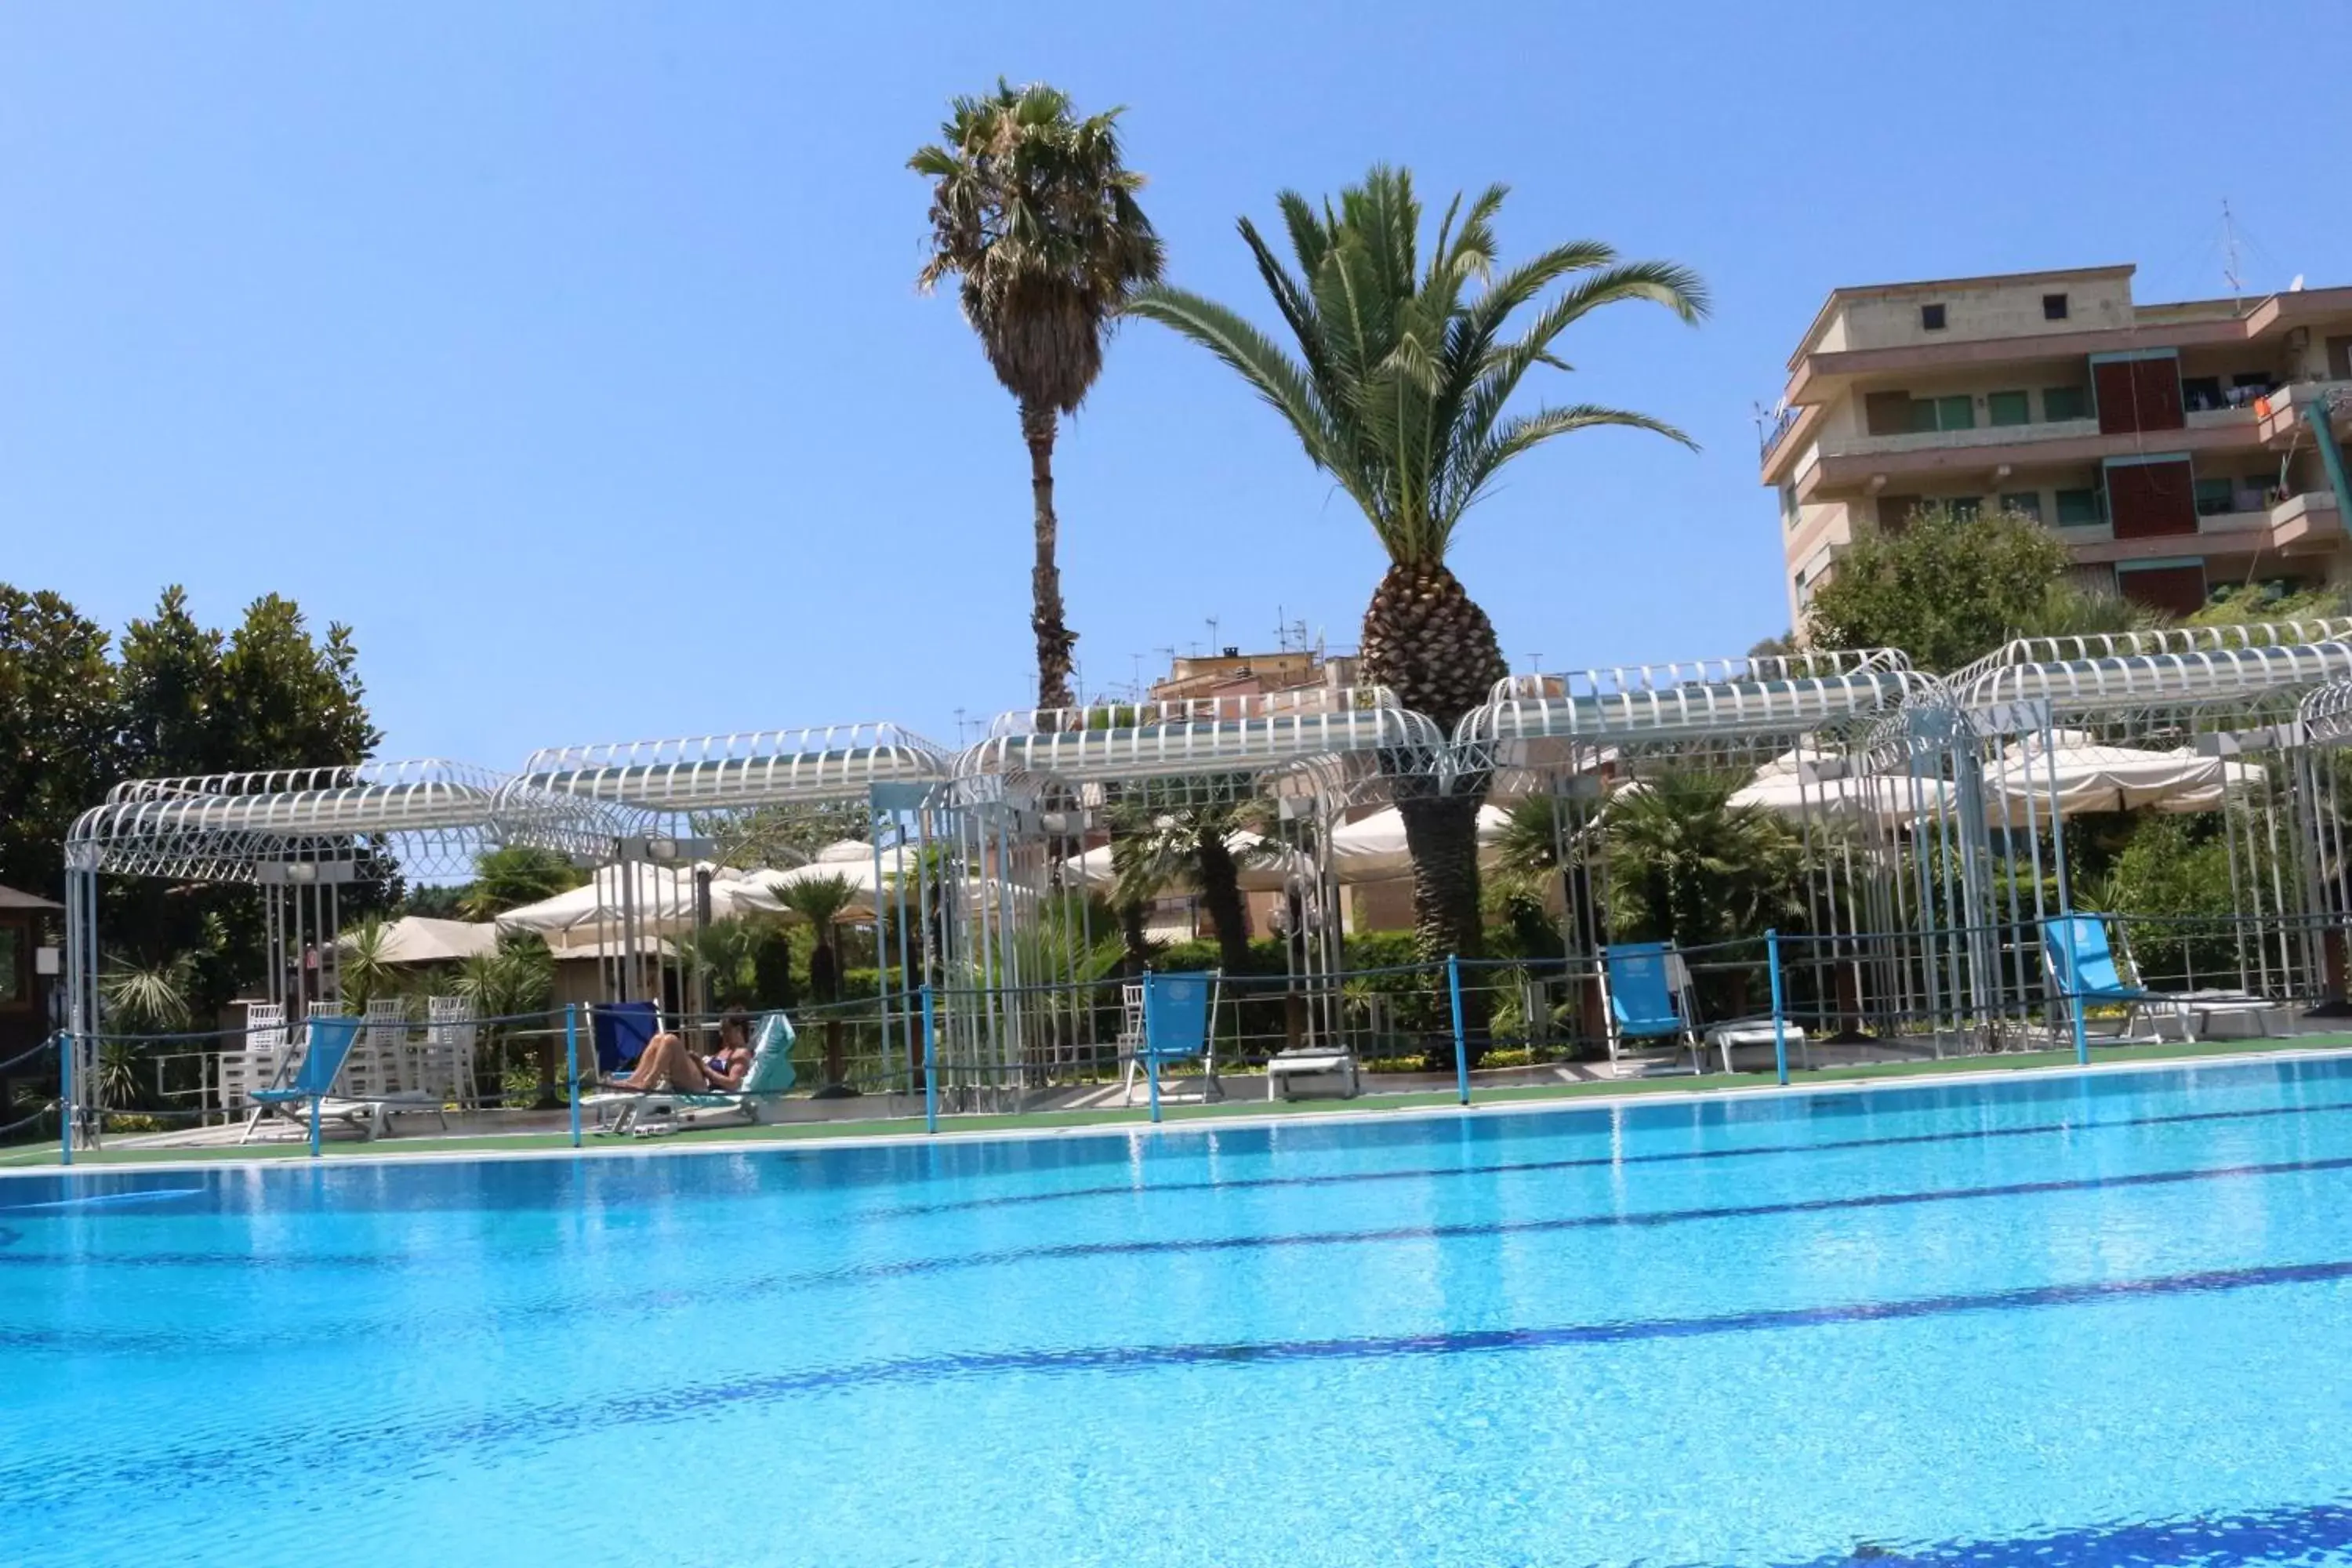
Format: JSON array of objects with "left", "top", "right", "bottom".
[{"left": 611, "top": 1014, "right": 752, "bottom": 1093}]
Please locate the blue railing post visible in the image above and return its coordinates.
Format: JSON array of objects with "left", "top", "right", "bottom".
[
  {"left": 1766, "top": 929, "right": 1790, "bottom": 1087},
  {"left": 57, "top": 1032, "right": 72, "bottom": 1168},
  {"left": 565, "top": 1003, "right": 583, "bottom": 1149},
  {"left": 2070, "top": 976, "right": 2090, "bottom": 1067},
  {"left": 920, "top": 984, "right": 938, "bottom": 1135},
  {"left": 1143, "top": 973, "right": 1162, "bottom": 1125},
  {"left": 1446, "top": 956, "right": 1470, "bottom": 1106}
]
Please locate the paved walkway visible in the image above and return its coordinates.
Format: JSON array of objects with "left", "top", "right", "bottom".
[{"left": 5, "top": 1033, "right": 2348, "bottom": 1174}]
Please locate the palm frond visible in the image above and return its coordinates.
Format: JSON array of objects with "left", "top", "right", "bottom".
[{"left": 1133, "top": 165, "right": 1705, "bottom": 569}]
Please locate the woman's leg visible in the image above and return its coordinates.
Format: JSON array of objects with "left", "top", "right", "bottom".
[{"left": 620, "top": 1034, "right": 684, "bottom": 1089}]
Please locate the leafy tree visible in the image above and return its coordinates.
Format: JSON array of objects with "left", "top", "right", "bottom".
[
  {"left": 702, "top": 802, "right": 869, "bottom": 869},
  {"left": 1129, "top": 167, "right": 1705, "bottom": 964},
  {"left": 750, "top": 923, "right": 798, "bottom": 1011},
  {"left": 2190, "top": 583, "right": 2347, "bottom": 627},
  {"left": 105, "top": 589, "right": 385, "bottom": 1009},
  {"left": 2082, "top": 814, "right": 2242, "bottom": 987},
  {"left": 0, "top": 586, "right": 122, "bottom": 899},
  {"left": 912, "top": 81, "right": 1165, "bottom": 710},
  {"left": 455, "top": 933, "right": 557, "bottom": 1104},
  {"left": 457, "top": 846, "right": 586, "bottom": 920},
  {"left": 1802, "top": 503, "right": 2159, "bottom": 671},
  {"left": 401, "top": 883, "right": 470, "bottom": 919}
]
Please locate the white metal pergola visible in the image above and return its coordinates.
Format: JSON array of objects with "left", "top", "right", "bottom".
[
  {"left": 955, "top": 688, "right": 1454, "bottom": 1090},
  {"left": 1457, "top": 648, "right": 1951, "bottom": 1052},
  {"left": 1948, "top": 622, "right": 2352, "bottom": 1027},
  {"left": 520, "top": 722, "right": 955, "bottom": 1087},
  {"left": 60, "top": 759, "right": 619, "bottom": 1141}
]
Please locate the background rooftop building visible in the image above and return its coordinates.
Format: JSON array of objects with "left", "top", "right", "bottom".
[{"left": 1760, "top": 265, "right": 2352, "bottom": 627}]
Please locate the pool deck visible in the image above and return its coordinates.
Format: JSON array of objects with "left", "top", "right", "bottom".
[{"left": 8, "top": 1033, "right": 2352, "bottom": 1176}]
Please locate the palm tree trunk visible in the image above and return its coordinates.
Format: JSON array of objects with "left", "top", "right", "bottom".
[
  {"left": 1021, "top": 399, "right": 1077, "bottom": 711},
  {"left": 1397, "top": 794, "right": 1486, "bottom": 962},
  {"left": 1118, "top": 898, "right": 1150, "bottom": 975},
  {"left": 1192, "top": 827, "right": 1251, "bottom": 976}
]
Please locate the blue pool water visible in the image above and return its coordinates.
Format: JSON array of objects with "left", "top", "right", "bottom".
[{"left": 8, "top": 1056, "right": 2352, "bottom": 1566}]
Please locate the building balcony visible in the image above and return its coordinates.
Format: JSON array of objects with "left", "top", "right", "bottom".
[
  {"left": 2269, "top": 490, "right": 2343, "bottom": 549},
  {"left": 1794, "top": 411, "right": 2265, "bottom": 501},
  {"left": 2056, "top": 492, "right": 2341, "bottom": 566},
  {"left": 2256, "top": 379, "right": 2352, "bottom": 446}
]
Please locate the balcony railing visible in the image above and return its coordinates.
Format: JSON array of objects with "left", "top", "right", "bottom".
[{"left": 1824, "top": 416, "right": 2099, "bottom": 460}]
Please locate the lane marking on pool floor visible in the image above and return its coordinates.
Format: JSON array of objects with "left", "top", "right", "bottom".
[
  {"left": 8, "top": 1253, "right": 2352, "bottom": 1506},
  {"left": 866, "top": 1094, "right": 2352, "bottom": 1219}
]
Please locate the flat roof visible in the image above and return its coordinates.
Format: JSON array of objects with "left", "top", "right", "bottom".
[{"left": 1788, "top": 263, "right": 2137, "bottom": 369}]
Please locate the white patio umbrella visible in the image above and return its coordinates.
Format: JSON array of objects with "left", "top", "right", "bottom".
[
  {"left": 740, "top": 839, "right": 927, "bottom": 918},
  {"left": 1327, "top": 804, "right": 1511, "bottom": 884},
  {"left": 344, "top": 915, "right": 499, "bottom": 965},
  {"left": 495, "top": 862, "right": 779, "bottom": 953},
  {"left": 1058, "top": 828, "right": 1310, "bottom": 893},
  {"left": 1728, "top": 748, "right": 1956, "bottom": 824},
  {"left": 1982, "top": 731, "right": 2262, "bottom": 825}
]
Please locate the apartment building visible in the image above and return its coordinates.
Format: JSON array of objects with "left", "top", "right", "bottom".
[{"left": 1761, "top": 265, "right": 2352, "bottom": 625}]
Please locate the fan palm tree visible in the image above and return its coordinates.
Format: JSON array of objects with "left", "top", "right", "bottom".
[
  {"left": 337, "top": 916, "right": 397, "bottom": 1009},
  {"left": 1107, "top": 798, "right": 1269, "bottom": 977},
  {"left": 1128, "top": 167, "right": 1705, "bottom": 962},
  {"left": 775, "top": 873, "right": 859, "bottom": 1094},
  {"left": 912, "top": 81, "right": 1165, "bottom": 710},
  {"left": 457, "top": 845, "right": 584, "bottom": 921},
  {"left": 1604, "top": 772, "right": 1806, "bottom": 952},
  {"left": 100, "top": 953, "right": 195, "bottom": 1036}
]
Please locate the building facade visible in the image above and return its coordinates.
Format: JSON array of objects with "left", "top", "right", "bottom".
[{"left": 1761, "top": 265, "right": 2352, "bottom": 626}]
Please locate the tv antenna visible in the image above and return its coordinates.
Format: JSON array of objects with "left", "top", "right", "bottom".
[{"left": 2223, "top": 198, "right": 2244, "bottom": 310}]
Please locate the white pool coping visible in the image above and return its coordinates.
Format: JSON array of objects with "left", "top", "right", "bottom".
[{"left": 9, "top": 1039, "right": 2352, "bottom": 1182}]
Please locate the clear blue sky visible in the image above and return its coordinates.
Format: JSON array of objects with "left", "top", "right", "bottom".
[{"left": 4, "top": 2, "right": 2344, "bottom": 766}]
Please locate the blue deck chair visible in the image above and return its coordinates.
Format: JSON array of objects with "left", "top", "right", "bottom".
[
  {"left": 590, "top": 1000, "right": 660, "bottom": 1077},
  {"left": 592, "top": 1011, "right": 799, "bottom": 1136},
  {"left": 1600, "top": 943, "right": 1702, "bottom": 1070},
  {"left": 2040, "top": 915, "right": 2268, "bottom": 1044},
  {"left": 240, "top": 1015, "right": 361, "bottom": 1143},
  {"left": 1123, "top": 971, "right": 1221, "bottom": 1105}
]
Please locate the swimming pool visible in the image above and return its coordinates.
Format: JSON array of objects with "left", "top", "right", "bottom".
[{"left": 6, "top": 1054, "right": 2352, "bottom": 1566}]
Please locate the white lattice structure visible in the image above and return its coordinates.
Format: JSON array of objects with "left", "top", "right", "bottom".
[{"left": 60, "top": 760, "right": 619, "bottom": 1142}]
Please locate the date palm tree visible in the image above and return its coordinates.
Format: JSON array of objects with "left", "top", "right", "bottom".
[
  {"left": 775, "top": 873, "right": 859, "bottom": 1094},
  {"left": 1128, "top": 167, "right": 1704, "bottom": 962},
  {"left": 912, "top": 81, "right": 1164, "bottom": 710}
]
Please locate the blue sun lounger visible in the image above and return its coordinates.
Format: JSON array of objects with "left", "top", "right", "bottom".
[
  {"left": 591, "top": 1011, "right": 800, "bottom": 1136},
  {"left": 2040, "top": 915, "right": 2271, "bottom": 1044},
  {"left": 240, "top": 1015, "right": 361, "bottom": 1143},
  {"left": 590, "top": 1000, "right": 661, "bottom": 1077},
  {"left": 1123, "top": 971, "right": 1221, "bottom": 1105},
  {"left": 1600, "top": 943, "right": 1703, "bottom": 1069}
]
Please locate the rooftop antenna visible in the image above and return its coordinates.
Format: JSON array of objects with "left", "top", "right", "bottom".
[
  {"left": 2223, "top": 198, "right": 2244, "bottom": 311},
  {"left": 953, "top": 706, "right": 968, "bottom": 745},
  {"left": 1204, "top": 615, "right": 1221, "bottom": 654}
]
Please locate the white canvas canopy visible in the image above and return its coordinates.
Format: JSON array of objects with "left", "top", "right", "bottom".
[
  {"left": 1328, "top": 805, "right": 1511, "bottom": 884},
  {"left": 1728, "top": 748, "right": 1955, "bottom": 823},
  {"left": 495, "top": 862, "right": 779, "bottom": 952},
  {"left": 740, "top": 839, "right": 925, "bottom": 919},
  {"left": 1058, "top": 829, "right": 1309, "bottom": 894},
  {"left": 346, "top": 915, "right": 499, "bottom": 965},
  {"left": 1983, "top": 731, "right": 2263, "bottom": 824}
]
